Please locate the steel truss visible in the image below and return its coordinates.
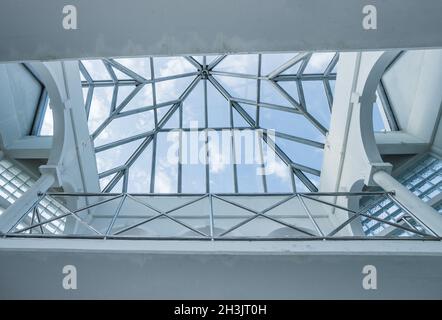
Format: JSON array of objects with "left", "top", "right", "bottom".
[{"left": 3, "top": 191, "right": 440, "bottom": 240}]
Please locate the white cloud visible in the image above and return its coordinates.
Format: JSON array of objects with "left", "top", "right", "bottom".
[
  {"left": 265, "top": 158, "right": 291, "bottom": 182},
  {"left": 207, "top": 132, "right": 230, "bottom": 173},
  {"left": 155, "top": 168, "right": 173, "bottom": 193},
  {"left": 216, "top": 54, "right": 256, "bottom": 74},
  {"left": 115, "top": 58, "right": 150, "bottom": 79},
  {"left": 158, "top": 57, "right": 194, "bottom": 77},
  {"left": 306, "top": 53, "right": 335, "bottom": 73},
  {"left": 129, "top": 169, "right": 150, "bottom": 193},
  {"left": 88, "top": 87, "right": 113, "bottom": 134},
  {"left": 81, "top": 60, "right": 110, "bottom": 80}
]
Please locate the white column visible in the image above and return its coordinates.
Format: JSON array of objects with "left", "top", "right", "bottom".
[
  {"left": 373, "top": 170, "right": 442, "bottom": 236},
  {"left": 0, "top": 174, "right": 55, "bottom": 233}
]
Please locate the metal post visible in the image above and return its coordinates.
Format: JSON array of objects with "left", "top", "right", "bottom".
[
  {"left": 203, "top": 60, "right": 210, "bottom": 193},
  {"left": 230, "top": 102, "right": 239, "bottom": 193},
  {"left": 209, "top": 194, "right": 215, "bottom": 240},
  {"left": 105, "top": 194, "right": 126, "bottom": 237},
  {"left": 297, "top": 194, "right": 324, "bottom": 237}
]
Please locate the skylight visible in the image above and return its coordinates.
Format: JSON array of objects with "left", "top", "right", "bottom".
[
  {"left": 36, "top": 53, "right": 347, "bottom": 193},
  {"left": 78, "top": 53, "right": 341, "bottom": 193}
]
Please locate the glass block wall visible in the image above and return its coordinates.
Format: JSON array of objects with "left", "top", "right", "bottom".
[
  {"left": 0, "top": 157, "right": 68, "bottom": 234},
  {"left": 362, "top": 154, "right": 442, "bottom": 235}
]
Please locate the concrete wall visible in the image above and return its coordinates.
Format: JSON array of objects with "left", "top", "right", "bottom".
[
  {"left": 2, "top": 0, "right": 442, "bottom": 62},
  {"left": 0, "top": 239, "right": 441, "bottom": 299},
  {"left": 382, "top": 49, "right": 442, "bottom": 144}
]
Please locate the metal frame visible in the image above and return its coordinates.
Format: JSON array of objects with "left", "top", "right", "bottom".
[
  {"left": 4, "top": 191, "right": 441, "bottom": 240},
  {"left": 373, "top": 51, "right": 403, "bottom": 132},
  {"left": 22, "top": 63, "right": 50, "bottom": 136},
  {"left": 31, "top": 52, "right": 401, "bottom": 193},
  {"left": 74, "top": 53, "right": 342, "bottom": 193},
  {"left": 79, "top": 53, "right": 324, "bottom": 192}
]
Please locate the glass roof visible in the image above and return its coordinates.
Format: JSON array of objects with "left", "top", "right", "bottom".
[{"left": 40, "top": 53, "right": 348, "bottom": 193}]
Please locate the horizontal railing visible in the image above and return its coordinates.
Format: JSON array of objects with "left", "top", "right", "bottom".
[{"left": 1, "top": 191, "right": 441, "bottom": 241}]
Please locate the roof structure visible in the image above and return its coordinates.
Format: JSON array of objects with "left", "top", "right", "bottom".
[{"left": 39, "top": 53, "right": 343, "bottom": 193}]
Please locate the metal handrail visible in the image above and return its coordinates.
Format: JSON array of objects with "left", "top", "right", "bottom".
[{"left": 5, "top": 191, "right": 440, "bottom": 241}]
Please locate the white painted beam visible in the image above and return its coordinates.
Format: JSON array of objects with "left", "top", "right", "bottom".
[
  {"left": 1, "top": 0, "right": 442, "bottom": 62},
  {"left": 375, "top": 131, "right": 428, "bottom": 155},
  {"left": 6, "top": 136, "right": 52, "bottom": 159}
]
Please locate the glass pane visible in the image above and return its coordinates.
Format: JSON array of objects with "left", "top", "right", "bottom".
[
  {"left": 303, "top": 81, "right": 331, "bottom": 129},
  {"left": 208, "top": 131, "right": 234, "bottom": 193},
  {"left": 182, "top": 80, "right": 205, "bottom": 128},
  {"left": 373, "top": 96, "right": 387, "bottom": 132},
  {"left": 159, "top": 105, "right": 180, "bottom": 129},
  {"left": 154, "top": 132, "right": 178, "bottom": 193},
  {"left": 260, "top": 108, "right": 324, "bottom": 143},
  {"left": 263, "top": 152, "right": 292, "bottom": 193},
  {"left": 99, "top": 173, "right": 117, "bottom": 191},
  {"left": 181, "top": 130, "right": 206, "bottom": 193},
  {"left": 120, "top": 84, "right": 153, "bottom": 112},
  {"left": 114, "top": 57, "right": 151, "bottom": 79},
  {"left": 94, "top": 110, "right": 155, "bottom": 147},
  {"left": 95, "top": 139, "right": 143, "bottom": 174},
  {"left": 127, "top": 144, "right": 153, "bottom": 193},
  {"left": 81, "top": 60, "right": 111, "bottom": 80},
  {"left": 154, "top": 56, "right": 196, "bottom": 78},
  {"left": 214, "top": 75, "right": 256, "bottom": 101},
  {"left": 277, "top": 138, "right": 323, "bottom": 172},
  {"left": 233, "top": 106, "right": 252, "bottom": 127},
  {"left": 260, "top": 80, "right": 293, "bottom": 106},
  {"left": 235, "top": 130, "right": 264, "bottom": 193},
  {"left": 40, "top": 99, "right": 53, "bottom": 136},
  {"left": 116, "top": 85, "right": 137, "bottom": 108},
  {"left": 304, "top": 53, "right": 335, "bottom": 74},
  {"left": 261, "top": 53, "right": 297, "bottom": 75},
  {"left": 155, "top": 76, "right": 195, "bottom": 104},
  {"left": 88, "top": 87, "right": 113, "bottom": 133},
  {"left": 214, "top": 54, "right": 258, "bottom": 74},
  {"left": 208, "top": 81, "right": 230, "bottom": 127}
]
